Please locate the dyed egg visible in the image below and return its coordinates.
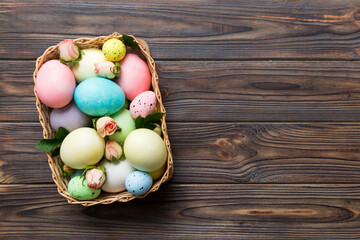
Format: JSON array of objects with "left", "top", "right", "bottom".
[
  {"left": 60, "top": 128, "right": 105, "bottom": 169},
  {"left": 50, "top": 101, "right": 92, "bottom": 132},
  {"left": 68, "top": 176, "right": 101, "bottom": 200},
  {"left": 117, "top": 53, "right": 151, "bottom": 100},
  {"left": 72, "top": 48, "right": 106, "bottom": 83},
  {"left": 124, "top": 128, "right": 167, "bottom": 172},
  {"left": 130, "top": 91, "right": 157, "bottom": 118},
  {"left": 71, "top": 169, "right": 84, "bottom": 179},
  {"left": 149, "top": 163, "right": 166, "bottom": 180},
  {"left": 74, "top": 77, "right": 125, "bottom": 116},
  {"left": 125, "top": 171, "right": 153, "bottom": 195},
  {"left": 108, "top": 109, "right": 136, "bottom": 145},
  {"left": 100, "top": 159, "right": 135, "bottom": 193},
  {"left": 35, "top": 60, "right": 75, "bottom": 108},
  {"left": 153, "top": 123, "right": 161, "bottom": 136},
  {"left": 102, "top": 38, "right": 126, "bottom": 61}
]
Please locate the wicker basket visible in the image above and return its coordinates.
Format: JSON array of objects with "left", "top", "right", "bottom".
[{"left": 33, "top": 32, "right": 173, "bottom": 206}]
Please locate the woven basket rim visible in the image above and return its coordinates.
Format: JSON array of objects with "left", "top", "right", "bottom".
[{"left": 33, "top": 32, "right": 173, "bottom": 206}]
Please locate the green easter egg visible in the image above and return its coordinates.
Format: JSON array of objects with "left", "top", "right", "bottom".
[
  {"left": 109, "top": 109, "right": 136, "bottom": 145},
  {"left": 68, "top": 176, "right": 101, "bottom": 200}
]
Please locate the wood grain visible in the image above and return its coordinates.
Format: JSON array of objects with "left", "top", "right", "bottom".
[
  {"left": 0, "top": 183, "right": 359, "bottom": 239},
  {"left": 3, "top": 60, "right": 360, "bottom": 122},
  {"left": 1, "top": 0, "right": 360, "bottom": 60},
  {"left": 2, "top": 122, "right": 360, "bottom": 184}
]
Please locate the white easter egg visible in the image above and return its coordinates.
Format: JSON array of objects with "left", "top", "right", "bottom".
[{"left": 100, "top": 159, "right": 135, "bottom": 193}]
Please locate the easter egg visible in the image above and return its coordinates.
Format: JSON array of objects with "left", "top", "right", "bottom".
[
  {"left": 102, "top": 39, "right": 126, "bottom": 61},
  {"left": 100, "top": 159, "right": 135, "bottom": 193},
  {"left": 124, "top": 128, "right": 167, "bottom": 172},
  {"left": 108, "top": 109, "right": 136, "bottom": 145},
  {"left": 130, "top": 91, "right": 157, "bottom": 118},
  {"left": 68, "top": 176, "right": 101, "bottom": 200},
  {"left": 117, "top": 53, "right": 151, "bottom": 100},
  {"left": 35, "top": 60, "right": 75, "bottom": 108},
  {"left": 125, "top": 171, "right": 153, "bottom": 195},
  {"left": 50, "top": 101, "right": 92, "bottom": 132},
  {"left": 72, "top": 48, "right": 106, "bottom": 83},
  {"left": 153, "top": 123, "right": 161, "bottom": 136},
  {"left": 148, "top": 163, "right": 166, "bottom": 180},
  {"left": 74, "top": 77, "right": 125, "bottom": 116},
  {"left": 60, "top": 128, "right": 105, "bottom": 169},
  {"left": 71, "top": 169, "right": 84, "bottom": 179}
]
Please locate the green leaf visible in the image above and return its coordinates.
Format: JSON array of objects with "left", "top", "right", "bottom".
[
  {"left": 111, "top": 156, "right": 120, "bottom": 163},
  {"left": 144, "top": 112, "right": 165, "bottom": 125},
  {"left": 112, "top": 62, "right": 120, "bottom": 77},
  {"left": 62, "top": 171, "right": 72, "bottom": 178},
  {"left": 55, "top": 127, "right": 69, "bottom": 140},
  {"left": 144, "top": 123, "right": 157, "bottom": 130},
  {"left": 52, "top": 147, "right": 60, "bottom": 157},
  {"left": 35, "top": 138, "right": 62, "bottom": 152},
  {"left": 122, "top": 34, "right": 139, "bottom": 49},
  {"left": 135, "top": 112, "right": 165, "bottom": 130},
  {"left": 35, "top": 126, "right": 69, "bottom": 153},
  {"left": 92, "top": 118, "right": 99, "bottom": 129},
  {"left": 135, "top": 116, "right": 145, "bottom": 129}
]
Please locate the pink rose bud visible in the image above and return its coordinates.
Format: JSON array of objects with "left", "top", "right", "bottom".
[
  {"left": 96, "top": 116, "right": 117, "bottom": 138},
  {"left": 105, "top": 140, "right": 123, "bottom": 161},
  {"left": 86, "top": 168, "right": 106, "bottom": 190},
  {"left": 94, "top": 61, "right": 120, "bottom": 79},
  {"left": 58, "top": 39, "right": 80, "bottom": 62}
]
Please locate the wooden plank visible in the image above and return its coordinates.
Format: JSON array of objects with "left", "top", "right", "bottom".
[
  {"left": 2, "top": 122, "right": 360, "bottom": 184},
  {"left": 1, "top": 0, "right": 360, "bottom": 60},
  {"left": 0, "top": 183, "right": 359, "bottom": 239},
  {"left": 3, "top": 60, "right": 360, "bottom": 122}
]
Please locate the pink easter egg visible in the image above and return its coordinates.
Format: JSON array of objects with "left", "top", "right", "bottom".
[
  {"left": 130, "top": 91, "right": 157, "bottom": 118},
  {"left": 35, "top": 60, "right": 76, "bottom": 108},
  {"left": 117, "top": 53, "right": 151, "bottom": 100}
]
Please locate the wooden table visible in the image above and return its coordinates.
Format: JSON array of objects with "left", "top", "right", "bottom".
[{"left": 1, "top": 0, "right": 360, "bottom": 239}]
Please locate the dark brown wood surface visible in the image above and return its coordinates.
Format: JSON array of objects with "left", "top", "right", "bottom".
[
  {"left": 1, "top": 0, "right": 360, "bottom": 239},
  {"left": 1, "top": 184, "right": 360, "bottom": 239}
]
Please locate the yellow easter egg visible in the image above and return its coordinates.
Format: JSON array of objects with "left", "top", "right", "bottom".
[
  {"left": 124, "top": 128, "right": 167, "bottom": 172},
  {"left": 149, "top": 163, "right": 166, "bottom": 180},
  {"left": 102, "top": 39, "right": 126, "bottom": 61},
  {"left": 60, "top": 127, "right": 105, "bottom": 169},
  {"left": 71, "top": 48, "right": 106, "bottom": 83}
]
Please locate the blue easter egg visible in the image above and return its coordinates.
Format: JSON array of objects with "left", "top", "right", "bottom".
[
  {"left": 125, "top": 171, "right": 153, "bottom": 195},
  {"left": 74, "top": 77, "right": 125, "bottom": 116},
  {"left": 71, "top": 169, "right": 84, "bottom": 179}
]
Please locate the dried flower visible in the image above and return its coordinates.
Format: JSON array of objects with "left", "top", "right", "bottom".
[
  {"left": 105, "top": 140, "right": 123, "bottom": 161},
  {"left": 96, "top": 117, "right": 117, "bottom": 138},
  {"left": 94, "top": 61, "right": 120, "bottom": 79},
  {"left": 58, "top": 39, "right": 80, "bottom": 65},
  {"left": 63, "top": 164, "right": 74, "bottom": 174},
  {"left": 85, "top": 167, "right": 106, "bottom": 190}
]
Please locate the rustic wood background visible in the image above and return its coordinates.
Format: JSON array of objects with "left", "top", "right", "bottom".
[{"left": 1, "top": 0, "right": 360, "bottom": 239}]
